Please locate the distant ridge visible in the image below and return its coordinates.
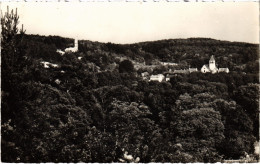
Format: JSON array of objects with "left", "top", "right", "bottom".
[{"left": 24, "top": 34, "right": 258, "bottom": 45}]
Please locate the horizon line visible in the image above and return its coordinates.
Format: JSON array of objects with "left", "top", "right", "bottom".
[{"left": 24, "top": 33, "right": 260, "bottom": 45}]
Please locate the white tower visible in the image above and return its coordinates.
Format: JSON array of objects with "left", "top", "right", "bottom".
[
  {"left": 65, "top": 38, "right": 78, "bottom": 53},
  {"left": 74, "top": 39, "right": 78, "bottom": 51},
  {"left": 209, "top": 55, "right": 216, "bottom": 70}
]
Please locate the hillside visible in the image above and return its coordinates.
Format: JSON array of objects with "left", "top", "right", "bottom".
[
  {"left": 2, "top": 32, "right": 259, "bottom": 162},
  {"left": 23, "top": 34, "right": 259, "bottom": 73}
]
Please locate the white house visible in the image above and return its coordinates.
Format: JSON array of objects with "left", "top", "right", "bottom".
[
  {"left": 56, "top": 49, "right": 65, "bottom": 56},
  {"left": 55, "top": 79, "right": 61, "bottom": 85},
  {"left": 218, "top": 68, "right": 229, "bottom": 73},
  {"left": 161, "top": 62, "right": 178, "bottom": 66},
  {"left": 173, "top": 69, "right": 189, "bottom": 74},
  {"left": 149, "top": 74, "right": 165, "bottom": 82},
  {"left": 189, "top": 68, "right": 198, "bottom": 73},
  {"left": 40, "top": 61, "right": 59, "bottom": 68},
  {"left": 65, "top": 39, "right": 78, "bottom": 53},
  {"left": 201, "top": 65, "right": 212, "bottom": 73}
]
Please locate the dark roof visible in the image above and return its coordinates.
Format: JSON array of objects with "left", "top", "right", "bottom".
[
  {"left": 173, "top": 70, "right": 189, "bottom": 74},
  {"left": 166, "top": 74, "right": 175, "bottom": 78}
]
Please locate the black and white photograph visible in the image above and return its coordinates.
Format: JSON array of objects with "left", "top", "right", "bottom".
[{"left": 1, "top": 1, "right": 259, "bottom": 163}]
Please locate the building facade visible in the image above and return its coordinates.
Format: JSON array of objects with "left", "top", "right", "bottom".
[
  {"left": 150, "top": 74, "right": 165, "bottom": 82},
  {"left": 201, "top": 55, "right": 229, "bottom": 74}
]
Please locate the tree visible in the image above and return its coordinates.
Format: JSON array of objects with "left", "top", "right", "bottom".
[
  {"left": 107, "top": 100, "right": 163, "bottom": 162},
  {"left": 144, "top": 53, "right": 153, "bottom": 65},
  {"left": 173, "top": 108, "right": 225, "bottom": 162},
  {"left": 2, "top": 82, "right": 94, "bottom": 162},
  {"left": 233, "top": 84, "right": 259, "bottom": 139},
  {"left": 1, "top": 7, "right": 30, "bottom": 162},
  {"left": 1, "top": 6, "right": 26, "bottom": 74},
  {"left": 1, "top": 6, "right": 28, "bottom": 120},
  {"left": 118, "top": 60, "right": 134, "bottom": 73}
]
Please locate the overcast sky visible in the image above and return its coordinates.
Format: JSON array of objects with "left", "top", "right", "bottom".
[{"left": 1, "top": 2, "right": 259, "bottom": 44}]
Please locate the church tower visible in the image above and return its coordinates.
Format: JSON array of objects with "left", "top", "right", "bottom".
[
  {"left": 74, "top": 39, "right": 78, "bottom": 51},
  {"left": 209, "top": 55, "right": 216, "bottom": 70}
]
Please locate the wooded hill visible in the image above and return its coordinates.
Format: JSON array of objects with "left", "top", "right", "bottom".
[
  {"left": 2, "top": 26, "right": 259, "bottom": 162},
  {"left": 23, "top": 34, "right": 258, "bottom": 73}
]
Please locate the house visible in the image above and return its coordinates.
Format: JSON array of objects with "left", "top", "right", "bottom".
[
  {"left": 56, "top": 49, "right": 65, "bottom": 56},
  {"left": 40, "top": 61, "right": 59, "bottom": 68},
  {"left": 173, "top": 69, "right": 189, "bottom": 74},
  {"left": 65, "top": 39, "right": 78, "bottom": 53},
  {"left": 218, "top": 68, "right": 229, "bottom": 73},
  {"left": 201, "top": 65, "right": 209, "bottom": 73},
  {"left": 149, "top": 74, "right": 165, "bottom": 82},
  {"left": 161, "top": 62, "right": 178, "bottom": 66},
  {"left": 201, "top": 55, "right": 229, "bottom": 74},
  {"left": 41, "top": 61, "right": 50, "bottom": 68},
  {"left": 167, "top": 68, "right": 197, "bottom": 74},
  {"left": 55, "top": 79, "right": 61, "bottom": 85},
  {"left": 189, "top": 68, "right": 198, "bottom": 73}
]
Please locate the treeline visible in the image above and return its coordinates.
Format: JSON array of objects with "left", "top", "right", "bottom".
[
  {"left": 20, "top": 34, "right": 259, "bottom": 73},
  {"left": 1, "top": 8, "right": 259, "bottom": 163}
]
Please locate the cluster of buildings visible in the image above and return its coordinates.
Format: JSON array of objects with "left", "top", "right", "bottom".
[
  {"left": 56, "top": 39, "right": 79, "bottom": 55},
  {"left": 143, "top": 55, "right": 229, "bottom": 82},
  {"left": 201, "top": 55, "right": 229, "bottom": 74},
  {"left": 45, "top": 40, "right": 230, "bottom": 84},
  {"left": 39, "top": 39, "right": 84, "bottom": 86},
  {"left": 41, "top": 39, "right": 81, "bottom": 68}
]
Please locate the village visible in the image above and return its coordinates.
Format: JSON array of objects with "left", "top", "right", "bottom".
[
  {"left": 39, "top": 39, "right": 231, "bottom": 85},
  {"left": 144, "top": 55, "right": 229, "bottom": 82}
]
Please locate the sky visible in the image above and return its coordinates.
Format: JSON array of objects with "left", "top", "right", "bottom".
[{"left": 1, "top": 2, "right": 259, "bottom": 44}]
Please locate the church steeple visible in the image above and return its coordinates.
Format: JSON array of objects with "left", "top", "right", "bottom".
[
  {"left": 209, "top": 55, "right": 215, "bottom": 62},
  {"left": 209, "top": 55, "right": 216, "bottom": 70}
]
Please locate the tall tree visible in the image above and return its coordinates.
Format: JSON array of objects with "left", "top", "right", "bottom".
[
  {"left": 1, "top": 6, "right": 26, "bottom": 74},
  {"left": 1, "top": 6, "right": 29, "bottom": 162},
  {"left": 118, "top": 60, "right": 134, "bottom": 73},
  {"left": 1, "top": 6, "right": 28, "bottom": 121}
]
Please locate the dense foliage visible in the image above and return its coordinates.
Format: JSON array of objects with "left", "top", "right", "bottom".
[{"left": 2, "top": 8, "right": 259, "bottom": 162}]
